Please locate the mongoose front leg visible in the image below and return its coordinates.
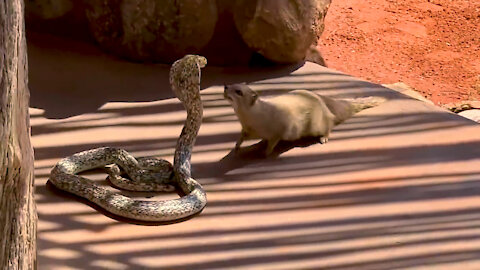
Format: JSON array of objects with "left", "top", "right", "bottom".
[{"left": 234, "top": 130, "right": 248, "bottom": 151}]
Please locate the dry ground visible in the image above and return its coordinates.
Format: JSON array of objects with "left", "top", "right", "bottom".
[{"left": 320, "top": 0, "right": 480, "bottom": 105}]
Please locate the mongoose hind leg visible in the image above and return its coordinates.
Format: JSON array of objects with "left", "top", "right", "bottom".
[
  {"left": 318, "top": 128, "right": 331, "bottom": 144},
  {"left": 265, "top": 137, "right": 281, "bottom": 156}
]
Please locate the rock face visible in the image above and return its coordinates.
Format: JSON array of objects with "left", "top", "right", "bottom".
[
  {"left": 83, "top": 0, "right": 218, "bottom": 63},
  {"left": 27, "top": 0, "right": 331, "bottom": 65},
  {"left": 198, "top": 1, "right": 255, "bottom": 65},
  {"left": 25, "top": 0, "right": 73, "bottom": 19},
  {"left": 444, "top": 100, "right": 480, "bottom": 113},
  {"left": 234, "top": 0, "right": 331, "bottom": 63},
  {"left": 311, "top": 0, "right": 331, "bottom": 43}
]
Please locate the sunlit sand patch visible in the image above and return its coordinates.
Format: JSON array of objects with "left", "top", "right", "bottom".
[
  {"left": 30, "top": 112, "right": 119, "bottom": 127},
  {"left": 39, "top": 248, "right": 82, "bottom": 260},
  {"left": 38, "top": 201, "right": 93, "bottom": 216},
  {"left": 90, "top": 260, "right": 129, "bottom": 270},
  {"left": 37, "top": 220, "right": 61, "bottom": 232},
  {"left": 29, "top": 107, "right": 45, "bottom": 117}
]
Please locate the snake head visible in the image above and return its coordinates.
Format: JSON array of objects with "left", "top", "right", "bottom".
[
  {"left": 170, "top": 55, "right": 207, "bottom": 88},
  {"left": 170, "top": 54, "right": 208, "bottom": 106},
  {"left": 183, "top": 54, "right": 207, "bottom": 69},
  {"left": 194, "top": 55, "right": 207, "bottom": 68}
]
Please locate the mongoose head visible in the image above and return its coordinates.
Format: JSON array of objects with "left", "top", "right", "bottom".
[{"left": 224, "top": 84, "right": 259, "bottom": 111}]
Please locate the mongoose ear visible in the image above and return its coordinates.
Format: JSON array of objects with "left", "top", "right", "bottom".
[{"left": 250, "top": 92, "right": 259, "bottom": 106}]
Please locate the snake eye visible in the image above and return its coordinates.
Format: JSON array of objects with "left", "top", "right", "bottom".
[{"left": 235, "top": 90, "right": 243, "bottom": 96}]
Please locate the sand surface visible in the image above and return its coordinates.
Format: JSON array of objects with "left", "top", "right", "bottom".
[
  {"left": 29, "top": 32, "right": 480, "bottom": 270},
  {"left": 320, "top": 0, "right": 480, "bottom": 105}
]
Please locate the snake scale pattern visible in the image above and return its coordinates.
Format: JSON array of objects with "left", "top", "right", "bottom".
[{"left": 48, "top": 55, "right": 208, "bottom": 222}]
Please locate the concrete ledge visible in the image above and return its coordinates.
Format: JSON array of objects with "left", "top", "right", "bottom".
[{"left": 30, "top": 32, "right": 480, "bottom": 269}]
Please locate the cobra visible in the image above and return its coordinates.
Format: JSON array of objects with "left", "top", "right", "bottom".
[{"left": 48, "top": 55, "right": 208, "bottom": 222}]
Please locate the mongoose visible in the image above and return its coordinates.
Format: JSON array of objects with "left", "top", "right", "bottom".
[{"left": 224, "top": 83, "right": 385, "bottom": 155}]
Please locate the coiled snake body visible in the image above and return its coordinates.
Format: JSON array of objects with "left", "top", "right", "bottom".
[{"left": 48, "top": 55, "right": 208, "bottom": 222}]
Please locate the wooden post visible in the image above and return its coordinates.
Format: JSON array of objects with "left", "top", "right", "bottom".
[{"left": 0, "top": 0, "right": 37, "bottom": 269}]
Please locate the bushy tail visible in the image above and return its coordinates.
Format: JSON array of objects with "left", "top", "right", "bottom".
[{"left": 346, "top": 96, "right": 387, "bottom": 113}]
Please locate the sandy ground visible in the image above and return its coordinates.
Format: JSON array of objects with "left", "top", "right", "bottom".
[
  {"left": 320, "top": 0, "right": 480, "bottom": 105},
  {"left": 28, "top": 31, "right": 480, "bottom": 268}
]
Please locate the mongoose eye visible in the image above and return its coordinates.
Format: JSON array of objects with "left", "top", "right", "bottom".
[{"left": 235, "top": 90, "right": 243, "bottom": 96}]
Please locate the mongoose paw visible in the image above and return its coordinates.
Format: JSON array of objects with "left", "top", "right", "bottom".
[{"left": 319, "top": 137, "right": 329, "bottom": 144}]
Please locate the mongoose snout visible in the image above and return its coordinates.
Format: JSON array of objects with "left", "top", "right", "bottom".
[{"left": 224, "top": 84, "right": 258, "bottom": 109}]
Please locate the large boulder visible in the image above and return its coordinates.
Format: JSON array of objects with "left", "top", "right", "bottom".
[
  {"left": 311, "top": 0, "right": 331, "bottom": 43},
  {"left": 198, "top": 1, "right": 254, "bottom": 65},
  {"left": 233, "top": 0, "right": 331, "bottom": 64},
  {"left": 26, "top": 0, "right": 331, "bottom": 65},
  {"left": 25, "top": 0, "right": 73, "bottom": 19},
  {"left": 83, "top": 0, "right": 218, "bottom": 63}
]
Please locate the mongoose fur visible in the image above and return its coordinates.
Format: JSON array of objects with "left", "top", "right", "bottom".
[{"left": 224, "top": 83, "right": 385, "bottom": 155}]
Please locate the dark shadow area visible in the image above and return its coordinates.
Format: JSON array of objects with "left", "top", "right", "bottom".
[
  {"left": 28, "top": 28, "right": 410, "bottom": 120},
  {"left": 27, "top": 31, "right": 302, "bottom": 119}
]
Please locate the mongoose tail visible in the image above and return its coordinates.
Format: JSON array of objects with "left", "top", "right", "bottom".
[
  {"left": 319, "top": 95, "right": 386, "bottom": 125},
  {"left": 347, "top": 96, "right": 387, "bottom": 113}
]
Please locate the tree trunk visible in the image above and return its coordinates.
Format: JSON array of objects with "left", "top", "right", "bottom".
[{"left": 0, "top": 0, "right": 37, "bottom": 269}]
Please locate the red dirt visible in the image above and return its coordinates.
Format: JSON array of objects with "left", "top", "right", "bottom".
[{"left": 319, "top": 0, "right": 480, "bottom": 105}]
